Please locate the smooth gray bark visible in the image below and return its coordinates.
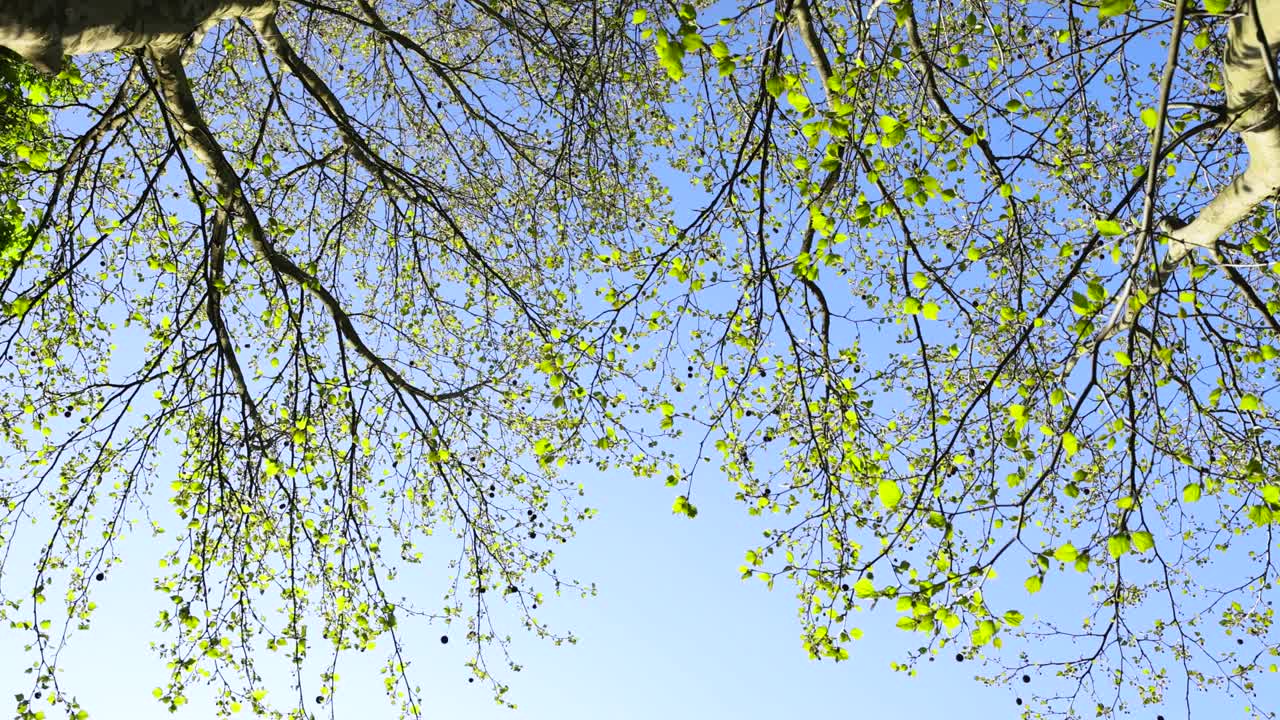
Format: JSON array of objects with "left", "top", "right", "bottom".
[{"left": 0, "top": 0, "right": 274, "bottom": 72}]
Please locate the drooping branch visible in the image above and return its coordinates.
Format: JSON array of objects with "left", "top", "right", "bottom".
[
  {"left": 248, "top": 10, "right": 553, "bottom": 339},
  {"left": 144, "top": 45, "right": 483, "bottom": 408},
  {"left": 787, "top": 0, "right": 837, "bottom": 360},
  {"left": 0, "top": 0, "right": 276, "bottom": 72}
]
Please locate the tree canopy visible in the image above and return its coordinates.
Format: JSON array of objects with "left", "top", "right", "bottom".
[{"left": 3, "top": 0, "right": 1280, "bottom": 718}]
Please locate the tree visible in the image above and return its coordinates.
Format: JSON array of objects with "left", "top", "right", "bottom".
[
  {"left": 639, "top": 0, "right": 1280, "bottom": 716},
  {"left": 0, "top": 1, "right": 678, "bottom": 717},
  {"left": 6, "top": 0, "right": 1280, "bottom": 718}
]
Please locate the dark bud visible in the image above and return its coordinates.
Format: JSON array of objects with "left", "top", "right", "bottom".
[
  {"left": 440, "top": 635, "right": 448, "bottom": 644},
  {"left": 95, "top": 572, "right": 104, "bottom": 581},
  {"left": 955, "top": 653, "right": 964, "bottom": 662},
  {"left": 315, "top": 696, "right": 324, "bottom": 704},
  {"left": 1022, "top": 674, "right": 1030, "bottom": 683}
]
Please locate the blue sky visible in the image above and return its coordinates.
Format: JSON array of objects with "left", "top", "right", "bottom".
[{"left": 0, "top": 451, "right": 1015, "bottom": 720}]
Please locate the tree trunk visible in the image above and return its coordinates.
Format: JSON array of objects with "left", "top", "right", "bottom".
[
  {"left": 0, "top": 0, "right": 275, "bottom": 72},
  {"left": 1163, "top": 0, "right": 1280, "bottom": 250}
]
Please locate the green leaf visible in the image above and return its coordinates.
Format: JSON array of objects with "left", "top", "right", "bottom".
[
  {"left": 5, "top": 296, "right": 31, "bottom": 316},
  {"left": 1062, "top": 432, "right": 1079, "bottom": 457},
  {"left": 1114, "top": 350, "right": 1132, "bottom": 367},
  {"left": 672, "top": 495, "right": 698, "bottom": 518},
  {"left": 631, "top": 9, "right": 647, "bottom": 23},
  {"left": 1107, "top": 533, "right": 1131, "bottom": 559},
  {"left": 878, "top": 479, "right": 903, "bottom": 508},
  {"left": 787, "top": 89, "right": 812, "bottom": 113},
  {"left": 1098, "top": 0, "right": 1134, "bottom": 18},
  {"left": 1183, "top": 483, "right": 1203, "bottom": 502},
  {"left": 972, "top": 619, "right": 997, "bottom": 645},
  {"left": 1204, "top": 0, "right": 1228, "bottom": 12},
  {"left": 853, "top": 577, "right": 876, "bottom": 599},
  {"left": 1131, "top": 530, "right": 1155, "bottom": 553},
  {"left": 1094, "top": 218, "right": 1124, "bottom": 236},
  {"left": 1249, "top": 503, "right": 1273, "bottom": 526},
  {"left": 1140, "top": 108, "right": 1159, "bottom": 129},
  {"left": 1263, "top": 485, "right": 1280, "bottom": 504},
  {"left": 1241, "top": 394, "right": 1261, "bottom": 412},
  {"left": 922, "top": 302, "right": 940, "bottom": 321},
  {"left": 1053, "top": 543, "right": 1078, "bottom": 562}
]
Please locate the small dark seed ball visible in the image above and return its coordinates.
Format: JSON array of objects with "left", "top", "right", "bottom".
[
  {"left": 1237, "top": 638, "right": 1244, "bottom": 645},
  {"left": 33, "top": 692, "right": 40, "bottom": 699},
  {"left": 315, "top": 696, "right": 323, "bottom": 704},
  {"left": 1016, "top": 698, "right": 1023, "bottom": 706},
  {"left": 529, "top": 531, "right": 536, "bottom": 539},
  {"left": 1158, "top": 716, "right": 1165, "bottom": 720},
  {"left": 440, "top": 635, "right": 448, "bottom": 644},
  {"left": 95, "top": 572, "right": 104, "bottom": 581},
  {"left": 955, "top": 653, "right": 964, "bottom": 662},
  {"left": 468, "top": 678, "right": 474, "bottom": 683},
  {"left": 841, "top": 584, "right": 849, "bottom": 592},
  {"left": 1022, "top": 674, "right": 1030, "bottom": 683}
]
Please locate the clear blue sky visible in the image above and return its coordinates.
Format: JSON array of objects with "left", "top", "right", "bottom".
[{"left": 0, "top": 455, "right": 1019, "bottom": 720}]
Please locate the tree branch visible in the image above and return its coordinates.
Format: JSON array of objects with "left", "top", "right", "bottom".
[{"left": 146, "top": 45, "right": 481, "bottom": 407}]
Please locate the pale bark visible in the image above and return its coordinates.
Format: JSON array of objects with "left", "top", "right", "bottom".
[
  {"left": 0, "top": 0, "right": 275, "bottom": 72},
  {"left": 1169, "top": 0, "right": 1280, "bottom": 251}
]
